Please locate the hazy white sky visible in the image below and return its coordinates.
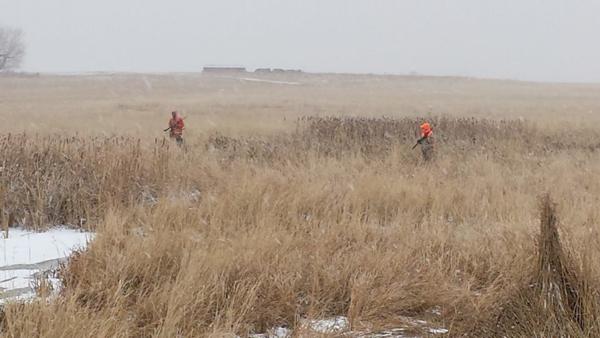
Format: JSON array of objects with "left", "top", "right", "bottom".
[{"left": 1, "top": 0, "right": 599, "bottom": 82}]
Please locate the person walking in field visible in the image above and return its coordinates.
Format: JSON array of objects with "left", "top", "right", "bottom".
[
  {"left": 414, "top": 121, "right": 434, "bottom": 161},
  {"left": 166, "top": 111, "right": 185, "bottom": 146}
]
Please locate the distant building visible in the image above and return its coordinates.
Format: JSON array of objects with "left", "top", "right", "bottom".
[{"left": 203, "top": 66, "right": 247, "bottom": 73}]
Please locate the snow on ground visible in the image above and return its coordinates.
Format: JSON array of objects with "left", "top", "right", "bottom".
[
  {"left": 0, "top": 227, "right": 94, "bottom": 303},
  {"left": 219, "top": 76, "right": 301, "bottom": 85},
  {"left": 245, "top": 316, "right": 447, "bottom": 337},
  {"left": 304, "top": 316, "right": 350, "bottom": 333},
  {"left": 428, "top": 328, "right": 449, "bottom": 334},
  {"left": 236, "top": 77, "right": 301, "bottom": 85},
  {"left": 248, "top": 327, "right": 291, "bottom": 338}
]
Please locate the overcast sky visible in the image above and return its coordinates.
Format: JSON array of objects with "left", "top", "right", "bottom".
[{"left": 1, "top": 0, "right": 599, "bottom": 82}]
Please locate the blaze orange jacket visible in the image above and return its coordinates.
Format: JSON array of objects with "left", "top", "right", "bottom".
[
  {"left": 169, "top": 114, "right": 185, "bottom": 137},
  {"left": 420, "top": 122, "right": 432, "bottom": 138}
]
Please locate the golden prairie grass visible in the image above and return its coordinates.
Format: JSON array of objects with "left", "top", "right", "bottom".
[
  {"left": 1, "top": 74, "right": 600, "bottom": 337},
  {"left": 0, "top": 116, "right": 599, "bottom": 337},
  {"left": 3, "top": 73, "right": 600, "bottom": 136}
]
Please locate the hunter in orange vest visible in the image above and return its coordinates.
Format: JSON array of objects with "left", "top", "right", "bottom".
[
  {"left": 167, "top": 111, "right": 185, "bottom": 146},
  {"left": 417, "top": 122, "right": 434, "bottom": 161}
]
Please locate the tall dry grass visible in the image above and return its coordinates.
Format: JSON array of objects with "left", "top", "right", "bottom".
[{"left": 0, "top": 115, "right": 599, "bottom": 337}]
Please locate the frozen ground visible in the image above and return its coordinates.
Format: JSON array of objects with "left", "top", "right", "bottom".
[{"left": 0, "top": 227, "right": 94, "bottom": 303}]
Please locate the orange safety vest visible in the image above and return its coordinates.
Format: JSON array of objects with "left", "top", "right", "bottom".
[
  {"left": 169, "top": 115, "right": 185, "bottom": 137},
  {"left": 420, "top": 122, "right": 432, "bottom": 138}
]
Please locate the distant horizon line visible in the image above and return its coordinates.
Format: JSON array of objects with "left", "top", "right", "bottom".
[{"left": 4, "top": 69, "right": 600, "bottom": 86}]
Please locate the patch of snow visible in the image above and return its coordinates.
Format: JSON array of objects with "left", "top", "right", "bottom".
[
  {"left": 0, "top": 227, "right": 94, "bottom": 303},
  {"left": 428, "top": 328, "right": 448, "bottom": 334},
  {"left": 245, "top": 315, "right": 447, "bottom": 338},
  {"left": 226, "top": 77, "right": 301, "bottom": 85},
  {"left": 240, "top": 78, "right": 300, "bottom": 85},
  {"left": 428, "top": 306, "right": 442, "bottom": 316},
  {"left": 247, "top": 327, "right": 291, "bottom": 338},
  {"left": 0, "top": 269, "right": 41, "bottom": 290},
  {"left": 272, "top": 327, "right": 290, "bottom": 337},
  {"left": 0, "top": 289, "right": 37, "bottom": 303},
  {"left": 304, "top": 316, "right": 349, "bottom": 333}
]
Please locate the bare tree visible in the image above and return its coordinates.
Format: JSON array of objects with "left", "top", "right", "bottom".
[{"left": 0, "top": 26, "right": 25, "bottom": 72}]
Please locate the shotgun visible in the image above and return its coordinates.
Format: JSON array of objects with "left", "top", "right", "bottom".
[
  {"left": 164, "top": 116, "right": 187, "bottom": 132},
  {"left": 412, "top": 136, "right": 426, "bottom": 150}
]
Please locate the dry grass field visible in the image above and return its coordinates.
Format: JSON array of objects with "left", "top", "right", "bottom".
[{"left": 1, "top": 72, "right": 600, "bottom": 337}]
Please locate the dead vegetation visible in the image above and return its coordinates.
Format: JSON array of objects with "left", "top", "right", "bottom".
[
  {"left": 467, "top": 194, "right": 600, "bottom": 337},
  {"left": 0, "top": 116, "right": 596, "bottom": 231},
  {"left": 0, "top": 114, "right": 598, "bottom": 337},
  {"left": 0, "top": 134, "right": 177, "bottom": 230},
  {"left": 207, "top": 116, "right": 535, "bottom": 161}
]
